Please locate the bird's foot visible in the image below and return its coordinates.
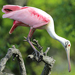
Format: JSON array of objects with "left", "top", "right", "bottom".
[
  {"left": 28, "top": 50, "right": 43, "bottom": 62},
  {"left": 24, "top": 36, "right": 41, "bottom": 61},
  {"left": 33, "top": 50, "right": 42, "bottom": 61},
  {"left": 24, "top": 37, "right": 43, "bottom": 50},
  {"left": 31, "top": 39, "right": 43, "bottom": 50},
  {"left": 24, "top": 36, "right": 29, "bottom": 42}
]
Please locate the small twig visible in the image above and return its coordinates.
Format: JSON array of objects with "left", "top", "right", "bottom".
[{"left": 44, "top": 47, "right": 50, "bottom": 56}]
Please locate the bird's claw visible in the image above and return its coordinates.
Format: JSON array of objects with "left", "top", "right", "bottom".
[
  {"left": 32, "top": 39, "right": 43, "bottom": 50},
  {"left": 23, "top": 36, "right": 28, "bottom": 42},
  {"left": 32, "top": 50, "right": 43, "bottom": 62},
  {"left": 24, "top": 36, "right": 43, "bottom": 61}
]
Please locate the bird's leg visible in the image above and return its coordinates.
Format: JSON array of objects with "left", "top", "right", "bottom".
[
  {"left": 27, "top": 37, "right": 39, "bottom": 52},
  {"left": 24, "top": 28, "right": 40, "bottom": 57},
  {"left": 28, "top": 28, "right": 35, "bottom": 39}
]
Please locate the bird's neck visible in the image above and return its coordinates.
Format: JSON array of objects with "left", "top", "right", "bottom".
[{"left": 45, "top": 18, "right": 66, "bottom": 46}]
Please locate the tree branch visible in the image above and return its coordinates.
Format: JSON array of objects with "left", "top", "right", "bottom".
[
  {"left": 28, "top": 47, "right": 55, "bottom": 75},
  {"left": 0, "top": 45, "right": 26, "bottom": 75},
  {"left": 0, "top": 38, "right": 55, "bottom": 75},
  {"left": 25, "top": 38, "right": 55, "bottom": 75}
]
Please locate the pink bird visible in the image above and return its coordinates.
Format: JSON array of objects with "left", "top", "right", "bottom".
[{"left": 2, "top": 5, "right": 71, "bottom": 72}]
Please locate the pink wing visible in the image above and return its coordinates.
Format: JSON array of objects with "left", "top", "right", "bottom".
[
  {"left": 2, "top": 5, "right": 50, "bottom": 28},
  {"left": 2, "top": 5, "right": 22, "bottom": 13}
]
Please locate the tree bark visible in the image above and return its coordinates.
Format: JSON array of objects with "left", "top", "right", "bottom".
[
  {"left": 0, "top": 45, "right": 27, "bottom": 75},
  {"left": 0, "top": 43, "right": 55, "bottom": 75}
]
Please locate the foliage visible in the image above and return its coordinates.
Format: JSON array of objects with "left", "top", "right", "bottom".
[{"left": 0, "top": 0, "right": 75, "bottom": 75}]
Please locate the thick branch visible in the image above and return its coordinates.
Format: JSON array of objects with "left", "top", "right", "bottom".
[
  {"left": 0, "top": 71, "right": 14, "bottom": 75},
  {"left": 41, "top": 57, "right": 55, "bottom": 75},
  {"left": 0, "top": 45, "right": 26, "bottom": 75},
  {"left": 41, "top": 64, "right": 51, "bottom": 75}
]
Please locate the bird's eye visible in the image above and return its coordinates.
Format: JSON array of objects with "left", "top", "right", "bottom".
[
  {"left": 68, "top": 44, "right": 70, "bottom": 46},
  {"left": 65, "top": 41, "right": 70, "bottom": 48}
]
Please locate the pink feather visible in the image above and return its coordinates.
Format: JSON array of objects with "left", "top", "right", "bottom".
[{"left": 2, "top": 5, "right": 50, "bottom": 29}]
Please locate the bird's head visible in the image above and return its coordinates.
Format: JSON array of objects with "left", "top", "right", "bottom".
[{"left": 62, "top": 40, "right": 71, "bottom": 72}]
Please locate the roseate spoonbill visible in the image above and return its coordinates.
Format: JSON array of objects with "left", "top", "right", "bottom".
[{"left": 2, "top": 5, "right": 71, "bottom": 72}]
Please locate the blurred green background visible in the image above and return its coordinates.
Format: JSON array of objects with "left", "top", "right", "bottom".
[{"left": 0, "top": 0, "right": 75, "bottom": 75}]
